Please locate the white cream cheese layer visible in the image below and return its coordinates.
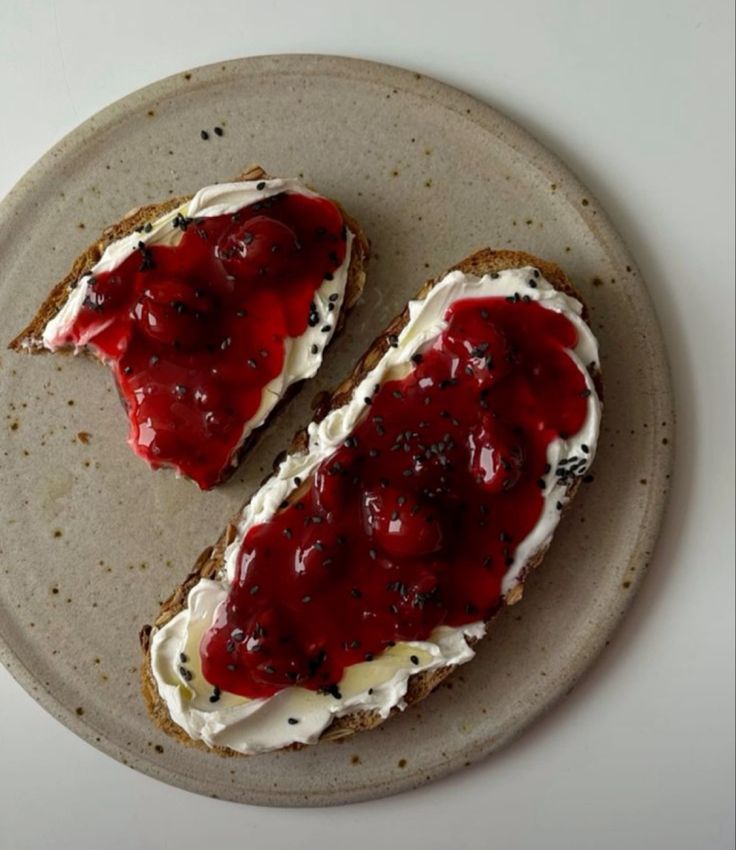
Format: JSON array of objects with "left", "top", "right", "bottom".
[
  {"left": 40, "top": 178, "right": 354, "bottom": 473},
  {"left": 150, "top": 267, "right": 602, "bottom": 753}
]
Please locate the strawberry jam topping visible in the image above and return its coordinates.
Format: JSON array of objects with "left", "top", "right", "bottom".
[
  {"left": 62, "top": 191, "right": 347, "bottom": 489},
  {"left": 200, "top": 294, "right": 592, "bottom": 699}
]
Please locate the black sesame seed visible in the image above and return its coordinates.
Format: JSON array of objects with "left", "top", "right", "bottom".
[
  {"left": 321, "top": 324, "right": 331, "bottom": 333},
  {"left": 256, "top": 181, "right": 266, "bottom": 190},
  {"left": 410, "top": 655, "right": 419, "bottom": 665},
  {"left": 287, "top": 717, "right": 299, "bottom": 725},
  {"left": 200, "top": 130, "right": 209, "bottom": 140},
  {"left": 250, "top": 585, "right": 260, "bottom": 595},
  {"left": 311, "top": 344, "right": 319, "bottom": 355},
  {"left": 214, "top": 126, "right": 224, "bottom": 136}
]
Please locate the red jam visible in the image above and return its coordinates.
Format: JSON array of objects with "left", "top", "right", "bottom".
[
  {"left": 61, "top": 191, "right": 347, "bottom": 489},
  {"left": 200, "top": 292, "right": 591, "bottom": 698}
]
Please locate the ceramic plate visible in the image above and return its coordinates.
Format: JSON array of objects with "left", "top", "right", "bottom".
[{"left": 0, "top": 55, "right": 673, "bottom": 806}]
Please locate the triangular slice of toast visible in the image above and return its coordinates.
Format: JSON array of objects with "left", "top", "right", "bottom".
[{"left": 9, "top": 165, "right": 369, "bottom": 488}]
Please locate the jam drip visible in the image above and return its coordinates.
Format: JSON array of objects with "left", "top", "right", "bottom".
[
  {"left": 63, "top": 191, "right": 347, "bottom": 489},
  {"left": 200, "top": 295, "right": 591, "bottom": 698}
]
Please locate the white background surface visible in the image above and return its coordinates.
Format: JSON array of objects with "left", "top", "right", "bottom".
[{"left": 0, "top": 1, "right": 733, "bottom": 848}]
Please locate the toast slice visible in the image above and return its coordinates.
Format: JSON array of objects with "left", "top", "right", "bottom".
[
  {"left": 9, "top": 165, "right": 369, "bottom": 488},
  {"left": 140, "top": 248, "right": 602, "bottom": 754}
]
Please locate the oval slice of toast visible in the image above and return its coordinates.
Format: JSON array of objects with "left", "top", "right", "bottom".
[{"left": 140, "top": 248, "right": 602, "bottom": 754}]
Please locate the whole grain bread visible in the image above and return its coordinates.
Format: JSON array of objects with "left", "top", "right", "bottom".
[
  {"left": 139, "top": 248, "right": 600, "bottom": 754},
  {"left": 8, "top": 165, "right": 369, "bottom": 483}
]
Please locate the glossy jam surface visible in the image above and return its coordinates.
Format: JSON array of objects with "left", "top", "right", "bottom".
[
  {"left": 63, "top": 192, "right": 347, "bottom": 489},
  {"left": 200, "top": 296, "right": 590, "bottom": 698}
]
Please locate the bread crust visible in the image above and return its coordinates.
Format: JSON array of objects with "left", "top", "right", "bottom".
[
  {"left": 139, "top": 249, "right": 599, "bottom": 754},
  {"left": 8, "top": 165, "right": 370, "bottom": 484}
]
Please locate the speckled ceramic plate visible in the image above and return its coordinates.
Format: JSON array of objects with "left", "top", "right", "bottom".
[{"left": 0, "top": 55, "right": 673, "bottom": 806}]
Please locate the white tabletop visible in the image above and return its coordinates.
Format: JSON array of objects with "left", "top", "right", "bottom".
[{"left": 1, "top": 1, "right": 733, "bottom": 848}]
